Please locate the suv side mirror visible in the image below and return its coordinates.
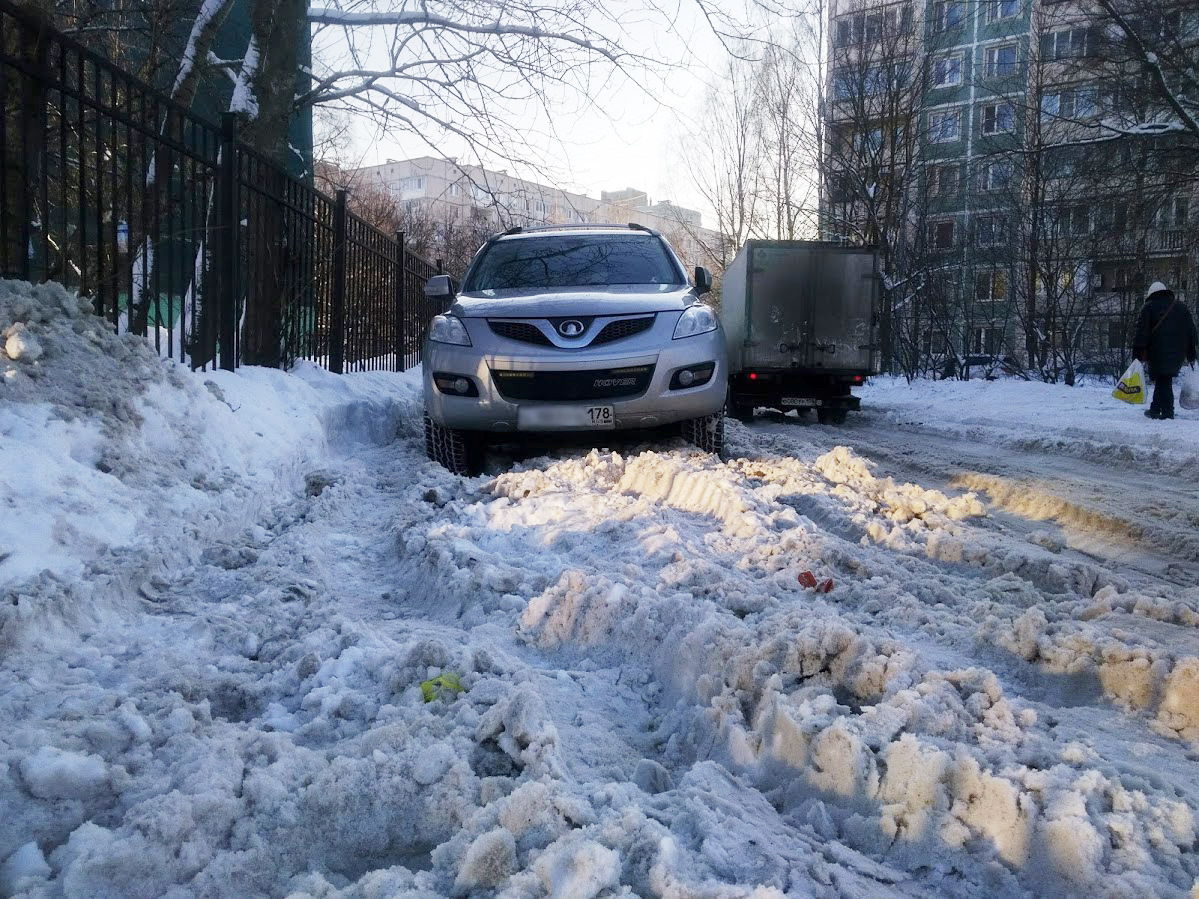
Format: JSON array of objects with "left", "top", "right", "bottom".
[
  {"left": 424, "top": 274, "right": 455, "bottom": 301},
  {"left": 694, "top": 266, "right": 713, "bottom": 296}
]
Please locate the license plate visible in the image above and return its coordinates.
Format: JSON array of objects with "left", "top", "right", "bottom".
[
  {"left": 518, "top": 405, "right": 615, "bottom": 430},
  {"left": 782, "top": 397, "right": 822, "bottom": 407}
]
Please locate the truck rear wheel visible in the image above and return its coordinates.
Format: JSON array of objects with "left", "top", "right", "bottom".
[
  {"left": 728, "top": 398, "right": 754, "bottom": 421},
  {"left": 425, "top": 415, "right": 483, "bottom": 475},
  {"left": 817, "top": 408, "right": 848, "bottom": 425},
  {"left": 682, "top": 411, "right": 725, "bottom": 457}
]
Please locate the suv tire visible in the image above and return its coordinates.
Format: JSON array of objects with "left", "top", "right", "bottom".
[
  {"left": 425, "top": 415, "right": 483, "bottom": 475},
  {"left": 682, "top": 411, "right": 725, "bottom": 457}
]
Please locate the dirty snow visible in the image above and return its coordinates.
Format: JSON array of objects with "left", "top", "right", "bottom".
[{"left": 2, "top": 279, "right": 1198, "bottom": 897}]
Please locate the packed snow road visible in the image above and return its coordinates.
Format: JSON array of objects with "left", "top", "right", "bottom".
[
  {"left": 771, "top": 408, "right": 1199, "bottom": 587},
  {"left": 2, "top": 281, "right": 1198, "bottom": 897}
]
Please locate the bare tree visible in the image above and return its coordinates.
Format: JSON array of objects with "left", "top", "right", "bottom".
[
  {"left": 821, "top": 0, "right": 935, "bottom": 374},
  {"left": 683, "top": 55, "right": 768, "bottom": 270}
]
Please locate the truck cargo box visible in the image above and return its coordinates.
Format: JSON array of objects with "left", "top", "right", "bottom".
[{"left": 720, "top": 241, "right": 880, "bottom": 423}]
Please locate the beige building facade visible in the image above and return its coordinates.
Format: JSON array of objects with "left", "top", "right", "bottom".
[{"left": 347, "top": 157, "right": 717, "bottom": 269}]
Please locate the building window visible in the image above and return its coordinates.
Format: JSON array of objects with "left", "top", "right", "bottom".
[
  {"left": 929, "top": 107, "right": 962, "bottom": 142},
  {"left": 1095, "top": 202, "right": 1127, "bottom": 235},
  {"left": 984, "top": 44, "right": 1018, "bottom": 77},
  {"left": 1054, "top": 204, "right": 1090, "bottom": 236},
  {"left": 975, "top": 271, "right": 1007, "bottom": 300},
  {"left": 1172, "top": 198, "right": 1189, "bottom": 228},
  {"left": 981, "top": 160, "right": 1013, "bottom": 191},
  {"left": 471, "top": 184, "right": 491, "bottom": 203},
  {"left": 933, "top": 1, "right": 966, "bottom": 32},
  {"left": 981, "top": 103, "right": 1015, "bottom": 134},
  {"left": 832, "top": 69, "right": 855, "bottom": 100},
  {"left": 834, "top": 16, "right": 857, "bottom": 47},
  {"left": 863, "top": 65, "right": 894, "bottom": 95},
  {"left": 972, "top": 326, "right": 1003, "bottom": 354},
  {"left": 448, "top": 183, "right": 461, "bottom": 197},
  {"left": 1107, "top": 320, "right": 1124, "bottom": 349},
  {"left": 986, "top": 0, "right": 1019, "bottom": 22},
  {"left": 865, "top": 11, "right": 885, "bottom": 42},
  {"left": 853, "top": 127, "right": 884, "bottom": 155},
  {"left": 929, "top": 220, "right": 956, "bottom": 248},
  {"left": 1041, "top": 27, "right": 1094, "bottom": 60},
  {"left": 930, "top": 163, "right": 961, "bottom": 196},
  {"left": 924, "top": 329, "right": 949, "bottom": 355},
  {"left": 1041, "top": 86, "right": 1097, "bottom": 120},
  {"left": 834, "top": 4, "right": 913, "bottom": 46},
  {"left": 400, "top": 176, "right": 426, "bottom": 193},
  {"left": 933, "top": 54, "right": 963, "bottom": 87},
  {"left": 975, "top": 215, "right": 1008, "bottom": 246}
]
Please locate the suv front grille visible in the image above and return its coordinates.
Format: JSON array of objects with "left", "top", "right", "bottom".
[
  {"left": 491, "top": 365, "right": 655, "bottom": 401},
  {"left": 591, "top": 315, "right": 655, "bottom": 345},
  {"left": 489, "top": 321, "right": 553, "bottom": 346},
  {"left": 488, "top": 315, "right": 655, "bottom": 348}
]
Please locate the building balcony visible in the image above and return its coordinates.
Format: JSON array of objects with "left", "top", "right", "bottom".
[{"left": 1091, "top": 229, "right": 1193, "bottom": 259}]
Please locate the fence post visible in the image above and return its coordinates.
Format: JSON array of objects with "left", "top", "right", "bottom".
[
  {"left": 217, "top": 112, "right": 239, "bottom": 371},
  {"left": 9, "top": 13, "right": 49, "bottom": 281},
  {"left": 330, "top": 188, "right": 347, "bottom": 374},
  {"left": 394, "top": 230, "right": 405, "bottom": 372}
]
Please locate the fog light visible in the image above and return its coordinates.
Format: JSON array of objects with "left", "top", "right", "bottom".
[
  {"left": 670, "top": 363, "right": 715, "bottom": 390},
  {"left": 433, "top": 372, "right": 479, "bottom": 397}
]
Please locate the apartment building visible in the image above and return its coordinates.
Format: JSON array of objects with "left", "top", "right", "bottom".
[
  {"left": 345, "top": 157, "right": 718, "bottom": 268},
  {"left": 824, "top": 0, "right": 1199, "bottom": 377}
]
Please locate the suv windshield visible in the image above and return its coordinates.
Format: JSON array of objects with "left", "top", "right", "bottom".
[{"left": 464, "top": 234, "right": 684, "bottom": 291}]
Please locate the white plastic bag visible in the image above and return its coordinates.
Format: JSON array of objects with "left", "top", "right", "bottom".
[{"left": 1180, "top": 366, "right": 1199, "bottom": 411}]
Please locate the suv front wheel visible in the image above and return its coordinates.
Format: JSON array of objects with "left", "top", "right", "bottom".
[
  {"left": 424, "top": 415, "right": 483, "bottom": 476},
  {"left": 681, "top": 411, "right": 725, "bottom": 458}
]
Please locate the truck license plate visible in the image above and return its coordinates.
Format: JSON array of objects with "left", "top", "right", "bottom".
[
  {"left": 782, "top": 397, "right": 822, "bottom": 407},
  {"left": 518, "top": 405, "right": 615, "bottom": 430}
]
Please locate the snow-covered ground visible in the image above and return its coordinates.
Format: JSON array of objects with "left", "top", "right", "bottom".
[{"left": 2, "top": 279, "right": 1198, "bottom": 898}]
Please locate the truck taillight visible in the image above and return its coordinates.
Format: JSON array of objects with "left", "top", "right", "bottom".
[
  {"left": 749, "top": 372, "right": 758, "bottom": 380},
  {"left": 852, "top": 375, "right": 863, "bottom": 384}
]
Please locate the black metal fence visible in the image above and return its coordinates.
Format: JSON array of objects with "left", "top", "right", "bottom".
[{"left": 0, "top": 0, "right": 437, "bottom": 373}]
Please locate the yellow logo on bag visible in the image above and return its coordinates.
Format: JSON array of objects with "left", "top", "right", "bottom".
[{"left": 1113, "top": 362, "right": 1145, "bottom": 404}]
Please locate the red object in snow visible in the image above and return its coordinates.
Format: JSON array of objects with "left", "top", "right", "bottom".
[
  {"left": 797, "top": 570, "right": 818, "bottom": 589},
  {"left": 817, "top": 578, "right": 835, "bottom": 593}
]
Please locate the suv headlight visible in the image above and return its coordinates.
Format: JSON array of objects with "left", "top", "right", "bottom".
[
  {"left": 673, "top": 304, "right": 718, "bottom": 340},
  {"left": 429, "top": 314, "right": 472, "bottom": 346}
]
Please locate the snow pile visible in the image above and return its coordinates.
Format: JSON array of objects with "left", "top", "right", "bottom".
[
  {"left": 392, "top": 443, "right": 1199, "bottom": 895},
  {"left": 0, "top": 278, "right": 413, "bottom": 634},
  {"left": 4, "top": 282, "right": 1199, "bottom": 898}
]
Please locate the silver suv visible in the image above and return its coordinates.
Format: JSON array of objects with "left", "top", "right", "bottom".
[{"left": 422, "top": 224, "right": 727, "bottom": 474}]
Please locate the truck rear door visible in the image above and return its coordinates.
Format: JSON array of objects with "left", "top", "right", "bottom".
[{"left": 744, "top": 244, "right": 876, "bottom": 372}]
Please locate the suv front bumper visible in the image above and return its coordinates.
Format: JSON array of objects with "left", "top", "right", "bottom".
[{"left": 423, "top": 329, "right": 727, "bottom": 432}]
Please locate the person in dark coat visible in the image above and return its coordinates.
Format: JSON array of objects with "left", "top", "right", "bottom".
[{"left": 1133, "top": 281, "right": 1199, "bottom": 419}]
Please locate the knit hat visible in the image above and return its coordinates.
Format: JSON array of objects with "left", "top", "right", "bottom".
[{"left": 1145, "top": 280, "right": 1170, "bottom": 299}]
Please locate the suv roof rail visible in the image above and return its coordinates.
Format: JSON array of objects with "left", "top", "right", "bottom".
[{"left": 497, "top": 223, "right": 661, "bottom": 234}]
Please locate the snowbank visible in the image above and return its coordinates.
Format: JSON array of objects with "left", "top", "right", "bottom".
[
  {"left": 863, "top": 376, "right": 1199, "bottom": 475},
  {"left": 3, "top": 280, "right": 1198, "bottom": 897},
  {"left": 0, "top": 278, "right": 417, "bottom": 631}
]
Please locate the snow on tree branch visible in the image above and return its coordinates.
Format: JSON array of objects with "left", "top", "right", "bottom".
[{"left": 1095, "top": 0, "right": 1199, "bottom": 138}]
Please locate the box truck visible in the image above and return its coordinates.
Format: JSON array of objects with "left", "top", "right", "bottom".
[{"left": 720, "top": 241, "right": 881, "bottom": 424}]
